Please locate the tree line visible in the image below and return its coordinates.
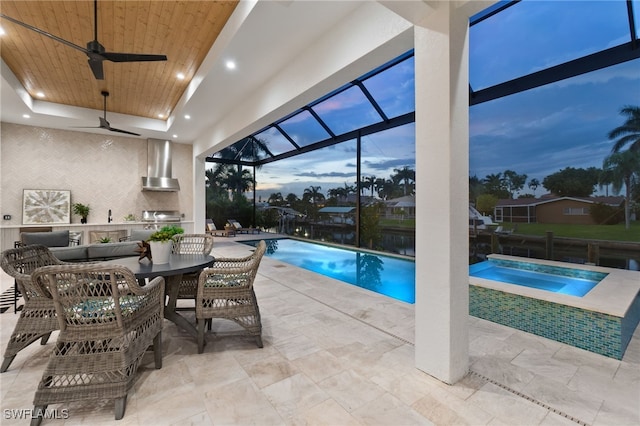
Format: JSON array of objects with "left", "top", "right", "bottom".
[{"left": 471, "top": 106, "right": 640, "bottom": 229}]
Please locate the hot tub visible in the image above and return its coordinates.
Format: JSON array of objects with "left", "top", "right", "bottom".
[{"left": 469, "top": 254, "right": 640, "bottom": 359}]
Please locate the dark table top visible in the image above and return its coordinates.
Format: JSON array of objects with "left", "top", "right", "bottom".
[{"left": 105, "top": 254, "right": 215, "bottom": 279}]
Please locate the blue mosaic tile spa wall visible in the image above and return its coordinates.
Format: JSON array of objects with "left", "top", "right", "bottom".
[{"left": 469, "top": 285, "right": 640, "bottom": 360}]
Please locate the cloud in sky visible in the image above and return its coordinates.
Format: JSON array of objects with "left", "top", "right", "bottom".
[
  {"left": 230, "top": 2, "right": 639, "bottom": 200},
  {"left": 293, "top": 171, "right": 356, "bottom": 178},
  {"left": 470, "top": 59, "right": 639, "bottom": 185}
]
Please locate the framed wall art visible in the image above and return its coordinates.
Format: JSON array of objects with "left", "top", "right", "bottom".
[{"left": 22, "top": 189, "right": 71, "bottom": 225}]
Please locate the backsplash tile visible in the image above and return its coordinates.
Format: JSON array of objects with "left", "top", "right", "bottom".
[{"left": 1, "top": 123, "right": 193, "bottom": 226}]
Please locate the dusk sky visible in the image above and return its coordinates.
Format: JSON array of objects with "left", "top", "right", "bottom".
[
  {"left": 468, "top": 0, "right": 640, "bottom": 196},
  {"left": 213, "top": 1, "right": 640, "bottom": 201}
]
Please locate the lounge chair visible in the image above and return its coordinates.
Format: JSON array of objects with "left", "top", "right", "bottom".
[
  {"left": 206, "top": 219, "right": 235, "bottom": 237},
  {"left": 227, "top": 219, "right": 260, "bottom": 234}
]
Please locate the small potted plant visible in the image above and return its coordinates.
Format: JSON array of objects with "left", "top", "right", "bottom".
[
  {"left": 72, "top": 203, "right": 90, "bottom": 224},
  {"left": 147, "top": 225, "right": 184, "bottom": 264},
  {"left": 123, "top": 213, "right": 137, "bottom": 222}
]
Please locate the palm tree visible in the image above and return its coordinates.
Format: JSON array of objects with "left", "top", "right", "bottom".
[
  {"left": 303, "top": 185, "right": 325, "bottom": 207},
  {"left": 268, "top": 192, "right": 284, "bottom": 206},
  {"left": 609, "top": 105, "right": 640, "bottom": 153},
  {"left": 598, "top": 168, "right": 614, "bottom": 196},
  {"left": 223, "top": 168, "right": 254, "bottom": 199},
  {"left": 602, "top": 150, "right": 640, "bottom": 229},
  {"left": 285, "top": 193, "right": 299, "bottom": 206},
  {"left": 392, "top": 166, "right": 415, "bottom": 196},
  {"left": 377, "top": 178, "right": 397, "bottom": 200},
  {"left": 210, "top": 136, "right": 271, "bottom": 194},
  {"left": 327, "top": 187, "right": 346, "bottom": 202},
  {"left": 362, "top": 175, "right": 377, "bottom": 198}
]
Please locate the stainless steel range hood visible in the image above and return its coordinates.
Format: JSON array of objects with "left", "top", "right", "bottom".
[{"left": 142, "top": 139, "right": 180, "bottom": 191}]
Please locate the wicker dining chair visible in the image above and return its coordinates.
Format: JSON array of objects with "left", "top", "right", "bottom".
[
  {"left": 30, "top": 264, "right": 164, "bottom": 424},
  {"left": 172, "top": 233, "right": 214, "bottom": 308},
  {"left": 195, "top": 240, "right": 266, "bottom": 353},
  {"left": 0, "top": 245, "right": 64, "bottom": 373}
]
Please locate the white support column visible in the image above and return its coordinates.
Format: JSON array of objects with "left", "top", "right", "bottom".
[
  {"left": 193, "top": 155, "right": 207, "bottom": 234},
  {"left": 414, "top": 2, "right": 470, "bottom": 384}
]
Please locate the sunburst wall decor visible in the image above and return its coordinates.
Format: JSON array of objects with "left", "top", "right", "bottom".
[{"left": 22, "top": 189, "right": 71, "bottom": 224}]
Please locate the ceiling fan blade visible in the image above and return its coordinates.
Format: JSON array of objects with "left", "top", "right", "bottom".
[
  {"left": 99, "top": 105, "right": 140, "bottom": 136},
  {"left": 88, "top": 57, "right": 105, "bottom": 80},
  {"left": 99, "top": 116, "right": 111, "bottom": 129},
  {"left": 102, "top": 52, "right": 168, "bottom": 63},
  {"left": 0, "top": 13, "right": 88, "bottom": 54},
  {"left": 106, "top": 127, "right": 141, "bottom": 136},
  {"left": 2, "top": 3, "right": 167, "bottom": 81}
]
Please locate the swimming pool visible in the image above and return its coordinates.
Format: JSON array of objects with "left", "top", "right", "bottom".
[
  {"left": 469, "top": 258, "right": 607, "bottom": 297},
  {"left": 242, "top": 238, "right": 415, "bottom": 303}
]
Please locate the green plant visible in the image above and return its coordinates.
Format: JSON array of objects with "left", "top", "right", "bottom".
[
  {"left": 99, "top": 237, "right": 112, "bottom": 243},
  {"left": 123, "top": 213, "right": 137, "bottom": 221},
  {"left": 72, "top": 203, "right": 90, "bottom": 218},
  {"left": 148, "top": 225, "right": 184, "bottom": 242}
]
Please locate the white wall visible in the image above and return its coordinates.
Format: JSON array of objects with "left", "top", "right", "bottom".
[{"left": 0, "top": 123, "right": 193, "bottom": 229}]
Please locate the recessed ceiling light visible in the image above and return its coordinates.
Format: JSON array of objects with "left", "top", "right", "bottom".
[
  {"left": 22, "top": 114, "right": 30, "bottom": 119},
  {"left": 172, "top": 134, "right": 178, "bottom": 138},
  {"left": 36, "top": 92, "right": 45, "bottom": 98},
  {"left": 184, "top": 115, "right": 191, "bottom": 120},
  {"left": 176, "top": 73, "right": 185, "bottom": 80},
  {"left": 225, "top": 60, "right": 236, "bottom": 70},
  {"left": 0, "top": 27, "right": 5, "bottom": 36},
  {"left": 158, "top": 114, "right": 164, "bottom": 119}
]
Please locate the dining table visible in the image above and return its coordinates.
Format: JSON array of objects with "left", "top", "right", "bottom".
[{"left": 105, "top": 254, "right": 215, "bottom": 338}]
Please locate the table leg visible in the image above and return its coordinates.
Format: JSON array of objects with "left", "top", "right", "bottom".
[{"left": 163, "top": 274, "right": 198, "bottom": 338}]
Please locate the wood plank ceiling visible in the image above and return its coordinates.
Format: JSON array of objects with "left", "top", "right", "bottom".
[{"left": 0, "top": 1, "right": 238, "bottom": 119}]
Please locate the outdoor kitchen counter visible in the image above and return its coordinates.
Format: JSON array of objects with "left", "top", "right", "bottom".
[{"left": 0, "top": 221, "right": 194, "bottom": 251}]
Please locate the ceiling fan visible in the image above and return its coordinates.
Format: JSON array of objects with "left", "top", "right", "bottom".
[
  {"left": 0, "top": 0, "right": 167, "bottom": 80},
  {"left": 74, "top": 91, "right": 141, "bottom": 136}
]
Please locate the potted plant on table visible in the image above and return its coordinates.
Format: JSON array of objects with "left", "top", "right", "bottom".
[
  {"left": 72, "top": 203, "right": 90, "bottom": 224},
  {"left": 147, "top": 225, "right": 184, "bottom": 264}
]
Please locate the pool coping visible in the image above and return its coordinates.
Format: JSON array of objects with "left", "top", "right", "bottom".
[
  {"left": 469, "top": 254, "right": 640, "bottom": 318},
  {"left": 245, "top": 236, "right": 416, "bottom": 262}
]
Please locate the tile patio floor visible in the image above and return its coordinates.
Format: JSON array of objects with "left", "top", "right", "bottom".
[{"left": 1, "top": 235, "right": 638, "bottom": 425}]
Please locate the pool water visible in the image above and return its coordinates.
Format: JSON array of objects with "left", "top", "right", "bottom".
[
  {"left": 469, "top": 259, "right": 607, "bottom": 297},
  {"left": 242, "top": 239, "right": 415, "bottom": 303}
]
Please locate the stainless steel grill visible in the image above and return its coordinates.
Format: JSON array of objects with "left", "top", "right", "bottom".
[{"left": 141, "top": 210, "right": 181, "bottom": 229}]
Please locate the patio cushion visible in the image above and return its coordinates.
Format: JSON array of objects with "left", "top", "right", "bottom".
[
  {"left": 87, "top": 242, "right": 140, "bottom": 260},
  {"left": 50, "top": 246, "right": 88, "bottom": 261},
  {"left": 130, "top": 229, "right": 154, "bottom": 241},
  {"left": 21, "top": 230, "right": 70, "bottom": 247}
]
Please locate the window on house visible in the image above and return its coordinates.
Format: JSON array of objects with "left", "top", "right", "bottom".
[{"left": 563, "top": 207, "right": 589, "bottom": 215}]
